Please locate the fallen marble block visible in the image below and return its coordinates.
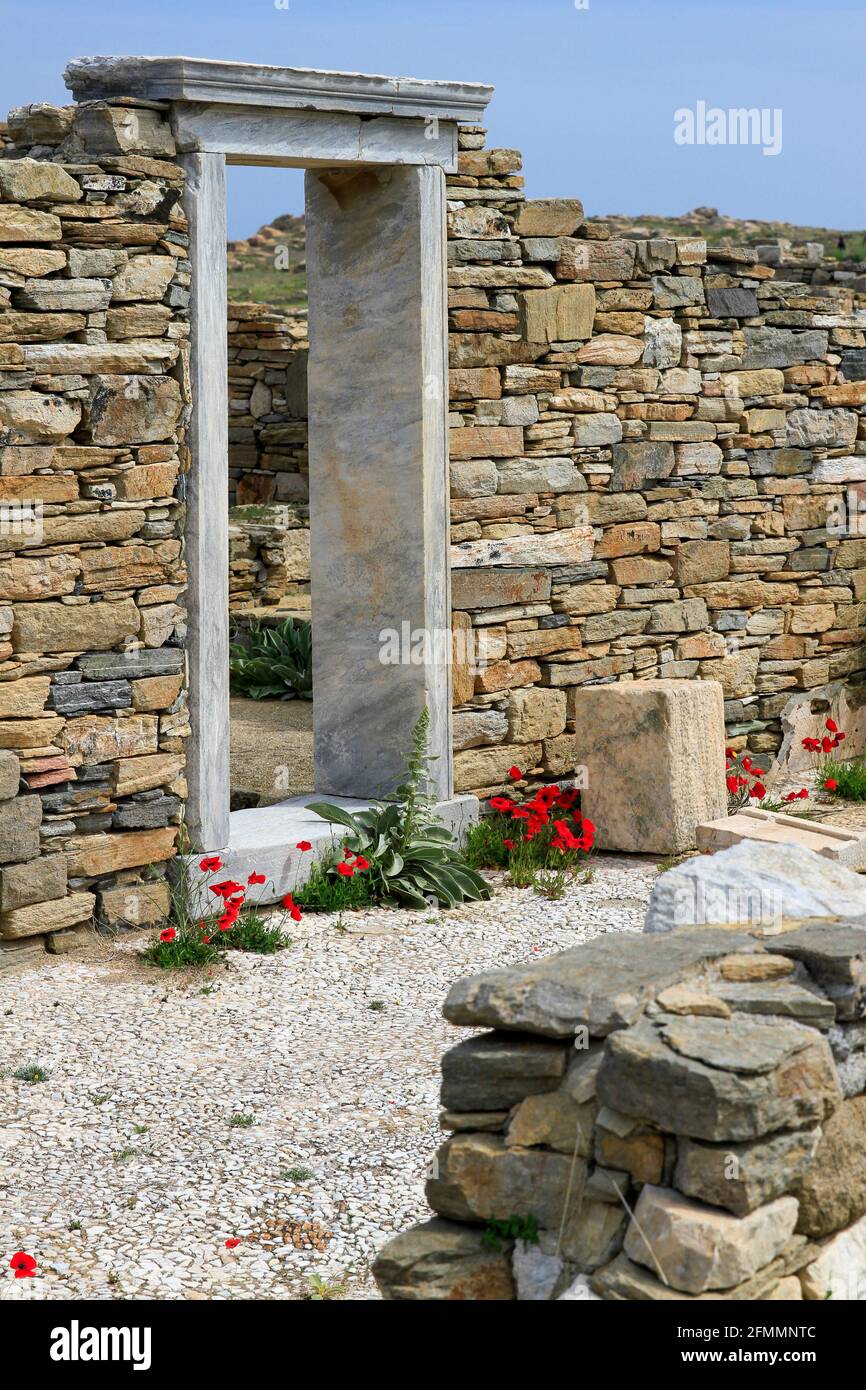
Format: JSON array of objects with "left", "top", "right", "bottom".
[{"left": 696, "top": 807, "right": 866, "bottom": 870}]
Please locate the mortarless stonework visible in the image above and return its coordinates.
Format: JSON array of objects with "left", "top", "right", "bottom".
[
  {"left": 2, "top": 90, "right": 866, "bottom": 957},
  {"left": 374, "top": 916, "right": 866, "bottom": 1300},
  {"left": 0, "top": 99, "right": 188, "bottom": 961}
]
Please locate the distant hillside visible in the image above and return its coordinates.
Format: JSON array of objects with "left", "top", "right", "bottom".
[
  {"left": 226, "top": 207, "right": 865, "bottom": 311},
  {"left": 227, "top": 213, "right": 307, "bottom": 311}
]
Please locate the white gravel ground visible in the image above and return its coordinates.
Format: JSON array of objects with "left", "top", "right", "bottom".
[{"left": 0, "top": 855, "right": 657, "bottom": 1302}]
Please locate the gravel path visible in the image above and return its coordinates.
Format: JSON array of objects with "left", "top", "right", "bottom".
[{"left": 0, "top": 856, "right": 656, "bottom": 1302}]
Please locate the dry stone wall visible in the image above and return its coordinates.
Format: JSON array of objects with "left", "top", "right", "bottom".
[
  {"left": 0, "top": 99, "right": 189, "bottom": 965},
  {"left": 227, "top": 302, "right": 307, "bottom": 507},
  {"left": 373, "top": 919, "right": 866, "bottom": 1300},
  {"left": 446, "top": 126, "right": 866, "bottom": 800}
]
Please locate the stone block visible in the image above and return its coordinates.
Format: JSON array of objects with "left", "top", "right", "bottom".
[
  {"left": 440, "top": 1032, "right": 568, "bottom": 1111},
  {"left": 506, "top": 688, "right": 566, "bottom": 743},
  {"left": 695, "top": 808, "right": 866, "bottom": 871},
  {"left": 0, "top": 159, "right": 82, "bottom": 203},
  {"left": 0, "top": 890, "right": 95, "bottom": 940},
  {"left": 449, "top": 426, "right": 522, "bottom": 460},
  {"left": 706, "top": 287, "right": 759, "bottom": 319},
  {"left": 793, "top": 1098, "right": 866, "bottom": 1239},
  {"left": 598, "top": 1015, "right": 841, "bottom": 1142},
  {"left": 609, "top": 440, "right": 675, "bottom": 491},
  {"left": 520, "top": 284, "right": 595, "bottom": 344},
  {"left": 515, "top": 199, "right": 584, "bottom": 237},
  {"left": 97, "top": 880, "right": 171, "bottom": 929},
  {"left": 0, "top": 854, "right": 66, "bottom": 912},
  {"left": 373, "top": 1218, "right": 514, "bottom": 1301},
  {"left": 453, "top": 743, "right": 542, "bottom": 793},
  {"left": 675, "top": 1128, "right": 821, "bottom": 1216},
  {"left": 570, "top": 679, "right": 726, "bottom": 853},
  {"left": 0, "top": 794, "right": 41, "bottom": 864},
  {"left": 800, "top": 1213, "right": 866, "bottom": 1300},
  {"left": 0, "top": 936, "right": 46, "bottom": 971},
  {"left": 0, "top": 204, "right": 62, "bottom": 243},
  {"left": 82, "top": 375, "right": 182, "bottom": 446},
  {"left": 64, "top": 827, "right": 176, "bottom": 877},
  {"left": 12, "top": 598, "right": 140, "bottom": 654},
  {"left": 624, "top": 1185, "right": 798, "bottom": 1294},
  {"left": 426, "top": 1132, "right": 580, "bottom": 1227},
  {"left": 0, "top": 750, "right": 19, "bottom": 801},
  {"left": 73, "top": 103, "right": 176, "bottom": 156}
]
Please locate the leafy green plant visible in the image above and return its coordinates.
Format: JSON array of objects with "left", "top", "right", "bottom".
[
  {"left": 305, "top": 711, "right": 491, "bottom": 910},
  {"left": 229, "top": 1113, "right": 255, "bottom": 1128},
  {"left": 14, "top": 1063, "right": 47, "bottom": 1084},
  {"left": 226, "top": 912, "right": 291, "bottom": 955},
  {"left": 481, "top": 1214, "right": 539, "bottom": 1252},
  {"left": 281, "top": 1166, "right": 315, "bottom": 1182},
  {"left": 819, "top": 754, "right": 866, "bottom": 801},
  {"left": 230, "top": 617, "right": 312, "bottom": 701},
  {"left": 305, "top": 1273, "right": 346, "bottom": 1301}
]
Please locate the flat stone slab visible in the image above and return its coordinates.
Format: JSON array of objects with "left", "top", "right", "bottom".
[
  {"left": 696, "top": 808, "right": 866, "bottom": 869},
  {"left": 183, "top": 792, "right": 478, "bottom": 911},
  {"left": 443, "top": 926, "right": 761, "bottom": 1038}
]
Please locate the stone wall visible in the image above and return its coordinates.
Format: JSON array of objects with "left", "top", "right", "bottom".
[
  {"left": 445, "top": 127, "right": 866, "bottom": 799},
  {"left": 0, "top": 99, "right": 189, "bottom": 965},
  {"left": 373, "top": 919, "right": 866, "bottom": 1300},
  {"left": 227, "top": 302, "right": 308, "bottom": 507},
  {"left": 229, "top": 502, "right": 310, "bottom": 615}
]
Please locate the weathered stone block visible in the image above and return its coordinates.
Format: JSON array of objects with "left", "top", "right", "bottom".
[
  {"left": 427, "top": 1132, "right": 580, "bottom": 1227},
  {"left": 0, "top": 795, "right": 41, "bottom": 864},
  {"left": 515, "top": 199, "right": 584, "bottom": 237},
  {"left": 793, "top": 1098, "right": 866, "bottom": 1238},
  {"left": 441, "top": 1032, "right": 568, "bottom": 1111},
  {"left": 609, "top": 440, "right": 675, "bottom": 491},
  {"left": 0, "top": 854, "right": 66, "bottom": 912},
  {"left": 64, "top": 827, "right": 176, "bottom": 877},
  {"left": 0, "top": 890, "right": 95, "bottom": 941},
  {"left": 624, "top": 1185, "right": 798, "bottom": 1294},
  {"left": 453, "top": 743, "right": 542, "bottom": 793},
  {"left": 12, "top": 598, "right": 140, "bottom": 654},
  {"left": 97, "top": 879, "right": 170, "bottom": 929},
  {"left": 83, "top": 375, "right": 182, "bottom": 446},
  {"left": 373, "top": 1218, "right": 514, "bottom": 1301},
  {"left": 506, "top": 688, "right": 566, "bottom": 743},
  {"left": 675, "top": 1128, "right": 821, "bottom": 1216},
  {"left": 520, "top": 284, "right": 595, "bottom": 344},
  {"left": 598, "top": 1015, "right": 841, "bottom": 1142},
  {"left": 570, "top": 679, "right": 726, "bottom": 853},
  {"left": 0, "top": 750, "right": 20, "bottom": 800}
]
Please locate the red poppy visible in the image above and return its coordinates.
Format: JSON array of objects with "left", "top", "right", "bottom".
[
  {"left": 750, "top": 782, "right": 767, "bottom": 799},
  {"left": 502, "top": 839, "right": 515, "bottom": 851},
  {"left": 296, "top": 841, "right": 312, "bottom": 852},
  {"left": 210, "top": 880, "right": 245, "bottom": 900},
  {"left": 9, "top": 1252, "right": 36, "bottom": 1278},
  {"left": 290, "top": 905, "right": 303, "bottom": 922},
  {"left": 353, "top": 856, "right": 370, "bottom": 872},
  {"left": 337, "top": 861, "right": 354, "bottom": 878},
  {"left": 201, "top": 935, "right": 212, "bottom": 944},
  {"left": 824, "top": 778, "right": 838, "bottom": 791},
  {"left": 199, "top": 856, "right": 222, "bottom": 873},
  {"left": 282, "top": 893, "right": 296, "bottom": 911},
  {"left": 741, "top": 756, "right": 752, "bottom": 772},
  {"left": 726, "top": 775, "right": 739, "bottom": 795},
  {"left": 225, "top": 1238, "right": 240, "bottom": 1250},
  {"left": 159, "top": 927, "right": 176, "bottom": 943},
  {"left": 490, "top": 796, "right": 514, "bottom": 813},
  {"left": 802, "top": 737, "right": 820, "bottom": 752},
  {"left": 247, "top": 872, "right": 266, "bottom": 886},
  {"left": 826, "top": 718, "right": 838, "bottom": 734},
  {"left": 799, "top": 788, "right": 809, "bottom": 799},
  {"left": 508, "top": 766, "right": 523, "bottom": 781}
]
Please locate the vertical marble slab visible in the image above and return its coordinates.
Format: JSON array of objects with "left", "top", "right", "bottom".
[
  {"left": 305, "top": 164, "right": 452, "bottom": 800},
  {"left": 181, "top": 150, "right": 231, "bottom": 850}
]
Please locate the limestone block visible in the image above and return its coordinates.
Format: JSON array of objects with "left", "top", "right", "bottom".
[
  {"left": 695, "top": 809, "right": 866, "bottom": 871},
  {"left": 0, "top": 205, "right": 62, "bottom": 243},
  {"left": 598, "top": 1014, "right": 841, "bottom": 1142},
  {"left": 0, "top": 677, "right": 50, "bottom": 719},
  {"left": 46, "top": 925, "right": 93, "bottom": 954},
  {"left": 7, "top": 102, "right": 74, "bottom": 144},
  {"left": 0, "top": 716, "right": 64, "bottom": 750},
  {"left": 60, "top": 715, "right": 158, "bottom": 766},
  {"left": 449, "top": 425, "right": 523, "bottom": 459},
  {"left": 451, "top": 527, "right": 593, "bottom": 569},
  {"left": 113, "top": 752, "right": 185, "bottom": 797},
  {"left": 675, "top": 1128, "right": 821, "bottom": 1216},
  {"left": 453, "top": 743, "right": 542, "bottom": 793},
  {"left": 0, "top": 751, "right": 19, "bottom": 801},
  {"left": 452, "top": 710, "right": 507, "bottom": 751},
  {"left": 643, "top": 316, "right": 682, "bottom": 368},
  {"left": 506, "top": 1091, "right": 595, "bottom": 1154},
  {"left": 576, "top": 334, "right": 643, "bottom": 366},
  {"left": 506, "top": 688, "right": 566, "bottom": 743},
  {"left": 675, "top": 540, "right": 730, "bottom": 586},
  {"left": 0, "top": 795, "right": 41, "bottom": 864},
  {"left": 785, "top": 407, "right": 858, "bottom": 451},
  {"left": 742, "top": 328, "right": 829, "bottom": 370},
  {"left": 0, "top": 391, "right": 81, "bottom": 443},
  {"left": 0, "top": 854, "right": 66, "bottom": 912},
  {"left": 97, "top": 880, "right": 171, "bottom": 929},
  {"left": 512, "top": 1238, "right": 563, "bottom": 1301},
  {"left": 15, "top": 278, "right": 110, "bottom": 312},
  {"left": 572, "top": 412, "right": 622, "bottom": 446},
  {"left": 570, "top": 679, "right": 726, "bottom": 853},
  {"left": 624, "top": 1185, "right": 798, "bottom": 1294},
  {"left": 0, "top": 890, "right": 95, "bottom": 941},
  {"left": 83, "top": 375, "right": 182, "bottom": 445},
  {"left": 64, "top": 828, "right": 176, "bottom": 878},
  {"left": 515, "top": 199, "right": 584, "bottom": 237},
  {"left": 110, "top": 254, "right": 176, "bottom": 303},
  {"left": 12, "top": 598, "right": 140, "bottom": 654},
  {"left": 793, "top": 1098, "right": 866, "bottom": 1238},
  {"left": 74, "top": 103, "right": 176, "bottom": 156},
  {"left": 800, "top": 1213, "right": 866, "bottom": 1300},
  {"left": 426, "top": 1132, "right": 580, "bottom": 1227},
  {"left": 495, "top": 455, "right": 586, "bottom": 493},
  {"left": 0, "top": 556, "right": 81, "bottom": 602},
  {"left": 440, "top": 1032, "right": 568, "bottom": 1111},
  {"left": 373, "top": 1218, "right": 514, "bottom": 1301},
  {"left": 450, "top": 458, "right": 497, "bottom": 498},
  {"left": 519, "top": 284, "right": 595, "bottom": 344},
  {"left": 0, "top": 158, "right": 82, "bottom": 203}
]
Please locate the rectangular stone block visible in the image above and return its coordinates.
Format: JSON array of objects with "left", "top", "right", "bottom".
[
  {"left": 571, "top": 679, "right": 727, "bottom": 853},
  {"left": 12, "top": 598, "right": 140, "bottom": 654},
  {"left": 0, "top": 750, "right": 19, "bottom": 800},
  {"left": 97, "top": 879, "right": 171, "bottom": 928},
  {"left": 0, "top": 890, "right": 94, "bottom": 940},
  {"left": 0, "top": 794, "right": 41, "bottom": 864},
  {"left": 64, "top": 827, "right": 176, "bottom": 877},
  {"left": 0, "top": 854, "right": 66, "bottom": 912},
  {"left": 449, "top": 426, "right": 523, "bottom": 460},
  {"left": 520, "top": 284, "right": 595, "bottom": 344}
]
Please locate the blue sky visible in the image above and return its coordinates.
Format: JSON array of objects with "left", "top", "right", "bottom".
[{"left": 2, "top": 0, "right": 863, "bottom": 240}]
